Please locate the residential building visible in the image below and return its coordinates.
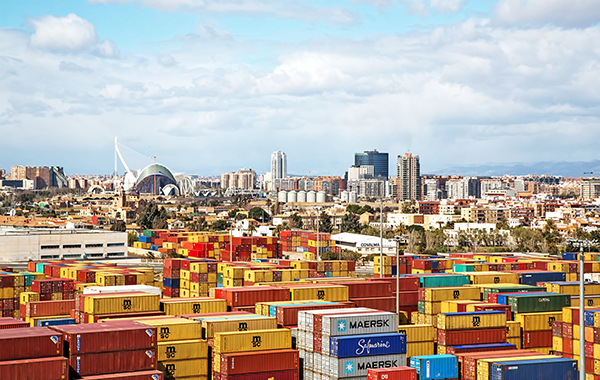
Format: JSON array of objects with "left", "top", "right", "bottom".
[
  {"left": 397, "top": 153, "right": 420, "bottom": 201},
  {"left": 355, "top": 150, "right": 389, "bottom": 178},
  {"left": 10, "top": 166, "right": 67, "bottom": 189},
  {"left": 582, "top": 178, "right": 600, "bottom": 199},
  {"left": 220, "top": 169, "right": 256, "bottom": 190},
  {"left": 445, "top": 177, "right": 481, "bottom": 199},
  {"left": 271, "top": 151, "right": 287, "bottom": 180}
]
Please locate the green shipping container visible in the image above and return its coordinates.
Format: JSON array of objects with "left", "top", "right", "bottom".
[
  {"left": 483, "top": 286, "right": 546, "bottom": 300},
  {"left": 507, "top": 293, "right": 571, "bottom": 313},
  {"left": 453, "top": 264, "right": 475, "bottom": 272},
  {"left": 418, "top": 300, "right": 425, "bottom": 313},
  {"left": 420, "top": 275, "right": 470, "bottom": 288},
  {"left": 143, "top": 230, "right": 156, "bottom": 237},
  {"left": 217, "top": 273, "right": 224, "bottom": 283}
]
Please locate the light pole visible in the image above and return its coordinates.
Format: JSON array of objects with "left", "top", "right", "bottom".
[
  {"left": 567, "top": 238, "right": 598, "bottom": 380},
  {"left": 379, "top": 199, "right": 383, "bottom": 279}
]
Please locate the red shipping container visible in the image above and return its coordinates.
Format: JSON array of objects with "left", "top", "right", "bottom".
[
  {"left": 69, "top": 348, "right": 158, "bottom": 376},
  {"left": 437, "top": 327, "right": 506, "bottom": 346},
  {"left": 563, "top": 323, "right": 573, "bottom": 339},
  {"left": 0, "top": 327, "right": 63, "bottom": 360},
  {"left": 25, "top": 300, "right": 76, "bottom": 318},
  {"left": 50, "top": 321, "right": 157, "bottom": 355},
  {"left": 0, "top": 274, "right": 14, "bottom": 288},
  {"left": 276, "top": 302, "right": 354, "bottom": 327},
  {"left": 220, "top": 349, "right": 299, "bottom": 376},
  {"left": 472, "top": 304, "right": 512, "bottom": 321},
  {"left": 351, "top": 296, "right": 396, "bottom": 312},
  {"left": 563, "top": 338, "right": 573, "bottom": 354},
  {"left": 0, "top": 356, "right": 68, "bottom": 380},
  {"left": 162, "top": 288, "right": 179, "bottom": 298},
  {"left": 73, "top": 370, "right": 164, "bottom": 380},
  {"left": 163, "top": 268, "right": 180, "bottom": 279},
  {"left": 0, "top": 317, "right": 28, "bottom": 330},
  {"left": 31, "top": 279, "right": 54, "bottom": 294},
  {"left": 396, "top": 291, "right": 418, "bottom": 306},
  {"left": 333, "top": 281, "right": 392, "bottom": 298},
  {"left": 221, "top": 287, "right": 290, "bottom": 307},
  {"left": 552, "top": 321, "right": 563, "bottom": 337},
  {"left": 222, "top": 369, "right": 298, "bottom": 380},
  {"left": 78, "top": 271, "right": 97, "bottom": 283},
  {"left": 368, "top": 366, "right": 417, "bottom": 380}
]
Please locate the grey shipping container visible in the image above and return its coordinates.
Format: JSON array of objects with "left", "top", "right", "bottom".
[
  {"left": 321, "top": 312, "right": 399, "bottom": 336},
  {"left": 329, "top": 353, "right": 407, "bottom": 378}
]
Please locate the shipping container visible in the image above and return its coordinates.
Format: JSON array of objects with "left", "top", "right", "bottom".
[
  {"left": 322, "top": 312, "right": 399, "bottom": 336},
  {"left": 489, "top": 357, "right": 577, "bottom": 380},
  {"left": 0, "top": 356, "right": 68, "bottom": 380},
  {"left": 519, "top": 271, "right": 566, "bottom": 286},
  {"left": 77, "top": 371, "right": 164, "bottom": 380},
  {"left": 419, "top": 275, "right": 470, "bottom": 288},
  {"left": 276, "top": 302, "right": 354, "bottom": 327},
  {"left": 157, "top": 358, "right": 208, "bottom": 378},
  {"left": 445, "top": 343, "right": 516, "bottom": 355},
  {"left": 397, "top": 324, "right": 435, "bottom": 343},
  {"left": 505, "top": 293, "right": 570, "bottom": 313},
  {"left": 25, "top": 300, "right": 76, "bottom": 318},
  {"left": 437, "top": 311, "right": 506, "bottom": 330},
  {"left": 368, "top": 366, "right": 417, "bottom": 380},
  {"left": 437, "top": 327, "right": 506, "bottom": 346},
  {"left": 220, "top": 349, "right": 299, "bottom": 376},
  {"left": 214, "top": 328, "right": 291, "bottom": 354},
  {"left": 202, "top": 316, "right": 277, "bottom": 339},
  {"left": 83, "top": 293, "right": 160, "bottom": 315},
  {"left": 460, "top": 350, "right": 542, "bottom": 380},
  {"left": 330, "top": 333, "right": 407, "bottom": 358},
  {"left": 476, "top": 355, "right": 555, "bottom": 380},
  {"left": 132, "top": 318, "right": 201, "bottom": 342},
  {"left": 160, "top": 297, "right": 227, "bottom": 315},
  {"left": 0, "top": 327, "right": 63, "bottom": 360},
  {"left": 221, "top": 369, "right": 299, "bottom": 380},
  {"left": 157, "top": 339, "right": 207, "bottom": 361},
  {"left": 409, "top": 355, "right": 458, "bottom": 380},
  {"left": 422, "top": 287, "right": 480, "bottom": 302},
  {"left": 514, "top": 311, "right": 562, "bottom": 331},
  {"left": 330, "top": 353, "right": 407, "bottom": 378},
  {"left": 406, "top": 341, "right": 434, "bottom": 358},
  {"left": 69, "top": 348, "right": 158, "bottom": 376}
]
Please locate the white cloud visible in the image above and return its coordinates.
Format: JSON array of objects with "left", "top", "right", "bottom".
[
  {"left": 157, "top": 53, "right": 177, "bottom": 67},
  {"left": 430, "top": 0, "right": 466, "bottom": 13},
  {"left": 95, "top": 38, "right": 119, "bottom": 58},
  {"left": 29, "top": 14, "right": 98, "bottom": 51},
  {"left": 495, "top": 0, "right": 600, "bottom": 27}
]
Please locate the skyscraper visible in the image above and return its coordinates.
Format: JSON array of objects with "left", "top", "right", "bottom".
[
  {"left": 354, "top": 150, "right": 389, "bottom": 178},
  {"left": 397, "top": 153, "right": 421, "bottom": 201},
  {"left": 271, "top": 151, "right": 287, "bottom": 180}
]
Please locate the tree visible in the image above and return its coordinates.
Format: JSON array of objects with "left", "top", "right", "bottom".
[
  {"left": 228, "top": 209, "right": 239, "bottom": 219},
  {"left": 212, "top": 219, "right": 230, "bottom": 231},
  {"left": 136, "top": 202, "right": 168, "bottom": 230},
  {"left": 248, "top": 207, "right": 270, "bottom": 223},
  {"left": 340, "top": 213, "right": 361, "bottom": 233},
  {"left": 290, "top": 213, "right": 303, "bottom": 229},
  {"left": 189, "top": 216, "right": 207, "bottom": 232},
  {"left": 360, "top": 205, "right": 375, "bottom": 214},
  {"left": 127, "top": 231, "right": 137, "bottom": 246},
  {"left": 401, "top": 200, "right": 418, "bottom": 214},
  {"left": 319, "top": 212, "right": 333, "bottom": 233},
  {"left": 346, "top": 204, "right": 362, "bottom": 214},
  {"left": 111, "top": 220, "right": 126, "bottom": 232},
  {"left": 274, "top": 223, "right": 291, "bottom": 236}
]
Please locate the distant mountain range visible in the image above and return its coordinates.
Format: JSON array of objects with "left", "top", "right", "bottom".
[{"left": 432, "top": 160, "right": 600, "bottom": 177}]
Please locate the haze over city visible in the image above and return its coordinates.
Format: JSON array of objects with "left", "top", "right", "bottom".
[{"left": 2, "top": 0, "right": 600, "bottom": 176}]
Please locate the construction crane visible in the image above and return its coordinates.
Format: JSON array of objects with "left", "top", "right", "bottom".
[{"left": 149, "top": 155, "right": 175, "bottom": 196}]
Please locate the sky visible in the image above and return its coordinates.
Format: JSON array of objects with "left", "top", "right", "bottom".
[{"left": 1, "top": 0, "right": 600, "bottom": 177}]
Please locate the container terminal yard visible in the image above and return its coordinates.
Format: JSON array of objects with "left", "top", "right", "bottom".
[{"left": 0, "top": 229, "right": 591, "bottom": 379}]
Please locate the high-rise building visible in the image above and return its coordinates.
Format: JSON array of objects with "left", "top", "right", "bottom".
[
  {"left": 354, "top": 150, "right": 389, "bottom": 178},
  {"left": 10, "top": 166, "right": 67, "bottom": 189},
  {"left": 397, "top": 153, "right": 421, "bottom": 201},
  {"left": 271, "top": 151, "right": 287, "bottom": 180}
]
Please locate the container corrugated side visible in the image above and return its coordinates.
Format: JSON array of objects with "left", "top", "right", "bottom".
[
  {"left": 157, "top": 339, "right": 207, "bottom": 361},
  {"left": 289, "top": 285, "right": 349, "bottom": 302},
  {"left": 0, "top": 356, "right": 67, "bottom": 380},
  {"left": 69, "top": 348, "right": 158, "bottom": 376},
  {"left": 213, "top": 328, "right": 291, "bottom": 354},
  {"left": 423, "top": 287, "right": 480, "bottom": 302},
  {"left": 297, "top": 308, "right": 373, "bottom": 331},
  {"left": 489, "top": 357, "right": 577, "bottom": 380},
  {"left": 476, "top": 355, "right": 555, "bottom": 380},
  {"left": 437, "top": 311, "right": 505, "bottom": 330},
  {"left": 74, "top": 371, "right": 164, "bottom": 379},
  {"left": 203, "top": 316, "right": 276, "bottom": 339},
  {"left": 134, "top": 318, "right": 202, "bottom": 341},
  {"left": 506, "top": 293, "right": 570, "bottom": 313},
  {"left": 220, "top": 349, "right": 299, "bottom": 376},
  {"left": 84, "top": 293, "right": 160, "bottom": 315},
  {"left": 514, "top": 311, "right": 562, "bottom": 331},
  {"left": 397, "top": 324, "right": 435, "bottom": 342},
  {"left": 160, "top": 298, "right": 227, "bottom": 316},
  {"left": 0, "top": 327, "right": 63, "bottom": 360},
  {"left": 409, "top": 355, "right": 457, "bottom": 380},
  {"left": 330, "top": 353, "right": 407, "bottom": 378},
  {"left": 330, "top": 333, "right": 407, "bottom": 358},
  {"left": 157, "top": 358, "right": 208, "bottom": 377},
  {"left": 437, "top": 327, "right": 506, "bottom": 346},
  {"left": 322, "top": 312, "right": 398, "bottom": 336}
]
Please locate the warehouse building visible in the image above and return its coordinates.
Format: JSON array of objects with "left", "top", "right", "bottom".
[
  {"left": 0, "top": 229, "right": 127, "bottom": 262},
  {"left": 331, "top": 232, "right": 397, "bottom": 256}
]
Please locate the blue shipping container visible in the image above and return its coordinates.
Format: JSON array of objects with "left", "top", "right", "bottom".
[
  {"left": 519, "top": 271, "right": 566, "bottom": 286},
  {"left": 330, "top": 333, "right": 407, "bottom": 358},
  {"left": 584, "top": 309, "right": 600, "bottom": 327},
  {"left": 562, "top": 252, "right": 577, "bottom": 261},
  {"left": 410, "top": 355, "right": 458, "bottom": 380},
  {"left": 138, "top": 236, "right": 152, "bottom": 243},
  {"left": 37, "top": 318, "right": 76, "bottom": 327},
  {"left": 490, "top": 357, "right": 577, "bottom": 380},
  {"left": 162, "top": 277, "right": 180, "bottom": 288}
]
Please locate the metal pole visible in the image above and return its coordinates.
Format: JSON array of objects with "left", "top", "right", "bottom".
[
  {"left": 580, "top": 243, "right": 585, "bottom": 380},
  {"left": 396, "top": 238, "right": 399, "bottom": 314},
  {"left": 379, "top": 199, "right": 383, "bottom": 279}
]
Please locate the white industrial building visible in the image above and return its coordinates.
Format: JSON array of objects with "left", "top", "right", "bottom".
[
  {"left": 0, "top": 229, "right": 128, "bottom": 262},
  {"left": 331, "top": 232, "right": 397, "bottom": 256}
]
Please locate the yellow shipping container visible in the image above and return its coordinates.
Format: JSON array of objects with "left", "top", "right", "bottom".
[
  {"left": 423, "top": 301, "right": 442, "bottom": 315},
  {"left": 506, "top": 321, "right": 521, "bottom": 338},
  {"left": 160, "top": 298, "right": 227, "bottom": 316},
  {"left": 136, "top": 318, "right": 202, "bottom": 342},
  {"left": 570, "top": 297, "right": 600, "bottom": 307},
  {"left": 84, "top": 293, "right": 160, "bottom": 315},
  {"left": 203, "top": 316, "right": 277, "bottom": 339},
  {"left": 158, "top": 358, "right": 208, "bottom": 377},
  {"left": 213, "top": 329, "right": 291, "bottom": 354},
  {"left": 437, "top": 311, "right": 506, "bottom": 330},
  {"left": 288, "top": 286, "right": 348, "bottom": 302},
  {"left": 529, "top": 347, "right": 551, "bottom": 354},
  {"left": 225, "top": 267, "right": 246, "bottom": 279},
  {"left": 20, "top": 292, "right": 40, "bottom": 305},
  {"left": 418, "top": 313, "right": 438, "bottom": 326},
  {"left": 397, "top": 324, "right": 435, "bottom": 342},
  {"left": 552, "top": 283, "right": 600, "bottom": 295},
  {"left": 514, "top": 311, "right": 561, "bottom": 331},
  {"left": 191, "top": 263, "right": 208, "bottom": 274},
  {"left": 157, "top": 339, "right": 208, "bottom": 361},
  {"left": 1, "top": 287, "right": 14, "bottom": 299},
  {"left": 424, "top": 287, "right": 480, "bottom": 302},
  {"left": 406, "top": 341, "right": 434, "bottom": 357},
  {"left": 553, "top": 336, "right": 563, "bottom": 352},
  {"left": 224, "top": 278, "right": 243, "bottom": 288},
  {"left": 437, "top": 345, "right": 447, "bottom": 354},
  {"left": 468, "top": 272, "right": 519, "bottom": 285},
  {"left": 477, "top": 355, "right": 553, "bottom": 380},
  {"left": 441, "top": 300, "right": 479, "bottom": 314}
]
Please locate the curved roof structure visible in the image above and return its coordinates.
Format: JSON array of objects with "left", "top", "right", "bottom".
[{"left": 133, "top": 163, "right": 178, "bottom": 194}]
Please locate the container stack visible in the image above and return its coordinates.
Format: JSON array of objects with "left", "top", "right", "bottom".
[
  {"left": 215, "top": 286, "right": 291, "bottom": 312},
  {"left": 23, "top": 299, "right": 76, "bottom": 327},
  {"left": 279, "top": 230, "right": 333, "bottom": 257},
  {"left": 50, "top": 321, "right": 162, "bottom": 379},
  {"left": 213, "top": 328, "right": 294, "bottom": 380},
  {"left": 0, "top": 327, "right": 67, "bottom": 380},
  {"left": 76, "top": 291, "right": 162, "bottom": 324},
  {"left": 298, "top": 308, "right": 404, "bottom": 379},
  {"left": 160, "top": 297, "right": 227, "bottom": 316},
  {"left": 334, "top": 280, "right": 394, "bottom": 312},
  {"left": 163, "top": 259, "right": 181, "bottom": 298},
  {"left": 554, "top": 305, "right": 600, "bottom": 377},
  {"left": 397, "top": 324, "right": 435, "bottom": 358},
  {"left": 416, "top": 286, "right": 480, "bottom": 327},
  {"left": 436, "top": 310, "right": 507, "bottom": 355}
]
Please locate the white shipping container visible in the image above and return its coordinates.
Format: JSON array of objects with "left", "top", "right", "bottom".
[
  {"left": 329, "top": 354, "right": 407, "bottom": 378},
  {"left": 322, "top": 312, "right": 399, "bottom": 337},
  {"left": 322, "top": 334, "right": 331, "bottom": 354},
  {"left": 83, "top": 285, "right": 161, "bottom": 295},
  {"left": 315, "top": 353, "right": 322, "bottom": 373}
]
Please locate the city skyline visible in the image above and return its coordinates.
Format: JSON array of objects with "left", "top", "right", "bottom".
[{"left": 2, "top": 1, "right": 600, "bottom": 176}]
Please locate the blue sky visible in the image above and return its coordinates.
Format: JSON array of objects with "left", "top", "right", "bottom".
[{"left": 1, "top": 0, "right": 600, "bottom": 176}]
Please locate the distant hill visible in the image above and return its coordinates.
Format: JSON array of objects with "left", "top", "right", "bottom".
[{"left": 432, "top": 160, "right": 600, "bottom": 177}]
